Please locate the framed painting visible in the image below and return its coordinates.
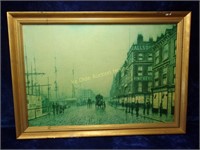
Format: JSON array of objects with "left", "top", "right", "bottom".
[{"left": 7, "top": 11, "right": 191, "bottom": 139}]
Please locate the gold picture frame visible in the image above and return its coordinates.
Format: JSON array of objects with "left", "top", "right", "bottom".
[{"left": 7, "top": 11, "right": 191, "bottom": 139}]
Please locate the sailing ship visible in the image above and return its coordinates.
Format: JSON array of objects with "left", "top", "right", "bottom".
[{"left": 25, "top": 53, "right": 51, "bottom": 120}]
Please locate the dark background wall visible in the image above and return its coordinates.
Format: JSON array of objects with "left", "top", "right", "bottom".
[{"left": 1, "top": 1, "right": 199, "bottom": 149}]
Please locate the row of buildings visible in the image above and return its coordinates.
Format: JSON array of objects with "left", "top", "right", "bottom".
[
  {"left": 75, "top": 88, "right": 96, "bottom": 105},
  {"left": 110, "top": 25, "right": 177, "bottom": 115}
]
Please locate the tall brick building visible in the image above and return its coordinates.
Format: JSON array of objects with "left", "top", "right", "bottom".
[{"left": 110, "top": 25, "right": 177, "bottom": 115}]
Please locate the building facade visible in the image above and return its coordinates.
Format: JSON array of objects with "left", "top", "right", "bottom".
[
  {"left": 128, "top": 35, "right": 154, "bottom": 105},
  {"left": 110, "top": 26, "right": 177, "bottom": 115},
  {"left": 151, "top": 26, "right": 177, "bottom": 115},
  {"left": 76, "top": 88, "right": 96, "bottom": 105},
  {"left": 110, "top": 34, "right": 154, "bottom": 106}
]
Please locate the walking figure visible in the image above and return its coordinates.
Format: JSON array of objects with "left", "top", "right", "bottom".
[
  {"left": 55, "top": 102, "right": 59, "bottom": 115},
  {"left": 87, "top": 98, "right": 92, "bottom": 108},
  {"left": 143, "top": 102, "right": 146, "bottom": 115},
  {"left": 52, "top": 102, "right": 55, "bottom": 116},
  {"left": 128, "top": 100, "right": 131, "bottom": 113},
  {"left": 146, "top": 100, "right": 150, "bottom": 115},
  {"left": 160, "top": 101, "right": 163, "bottom": 117},
  {"left": 125, "top": 99, "right": 128, "bottom": 113},
  {"left": 136, "top": 100, "right": 139, "bottom": 117},
  {"left": 122, "top": 99, "right": 124, "bottom": 108},
  {"left": 131, "top": 100, "right": 134, "bottom": 115}
]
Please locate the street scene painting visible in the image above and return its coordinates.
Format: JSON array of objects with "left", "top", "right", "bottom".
[{"left": 22, "top": 24, "right": 177, "bottom": 126}]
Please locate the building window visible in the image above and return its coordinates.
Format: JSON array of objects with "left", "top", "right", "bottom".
[
  {"left": 163, "top": 44, "right": 169, "bottom": 60},
  {"left": 155, "top": 79, "right": 159, "bottom": 87},
  {"left": 138, "top": 66, "right": 143, "bottom": 76},
  {"left": 128, "top": 54, "right": 133, "bottom": 64},
  {"left": 148, "top": 82, "right": 152, "bottom": 92},
  {"left": 163, "top": 67, "right": 167, "bottom": 74},
  {"left": 148, "top": 66, "right": 152, "bottom": 76},
  {"left": 154, "top": 71, "right": 159, "bottom": 79},
  {"left": 154, "top": 71, "right": 159, "bottom": 87},
  {"left": 163, "top": 74, "right": 167, "bottom": 85},
  {"left": 138, "top": 53, "right": 143, "bottom": 61},
  {"left": 148, "top": 53, "right": 153, "bottom": 61},
  {"left": 121, "top": 70, "right": 124, "bottom": 77},
  {"left": 162, "top": 68, "right": 167, "bottom": 85},
  {"left": 155, "top": 50, "right": 159, "bottom": 64},
  {"left": 138, "top": 82, "right": 142, "bottom": 92}
]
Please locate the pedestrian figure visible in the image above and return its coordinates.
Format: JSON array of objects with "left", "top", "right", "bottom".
[
  {"left": 160, "top": 101, "right": 163, "bottom": 117},
  {"left": 125, "top": 99, "right": 128, "bottom": 113},
  {"left": 62, "top": 105, "right": 66, "bottom": 114},
  {"left": 128, "top": 100, "right": 131, "bottom": 113},
  {"left": 55, "top": 103, "right": 59, "bottom": 115},
  {"left": 147, "top": 100, "right": 150, "bottom": 115},
  {"left": 153, "top": 94, "right": 157, "bottom": 113},
  {"left": 103, "top": 101, "right": 106, "bottom": 109},
  {"left": 87, "top": 98, "right": 92, "bottom": 108},
  {"left": 143, "top": 102, "right": 146, "bottom": 115},
  {"left": 136, "top": 100, "right": 139, "bottom": 117},
  {"left": 59, "top": 105, "right": 63, "bottom": 114},
  {"left": 52, "top": 102, "right": 55, "bottom": 116},
  {"left": 116, "top": 99, "right": 119, "bottom": 108},
  {"left": 131, "top": 100, "right": 134, "bottom": 115},
  {"left": 61, "top": 105, "right": 64, "bottom": 114},
  {"left": 122, "top": 99, "right": 124, "bottom": 108}
]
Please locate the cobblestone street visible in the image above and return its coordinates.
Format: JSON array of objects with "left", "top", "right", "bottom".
[{"left": 29, "top": 102, "right": 174, "bottom": 126}]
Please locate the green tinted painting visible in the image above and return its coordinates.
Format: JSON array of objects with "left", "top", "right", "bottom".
[{"left": 22, "top": 24, "right": 177, "bottom": 126}]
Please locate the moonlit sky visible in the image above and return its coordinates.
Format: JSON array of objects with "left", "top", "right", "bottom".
[{"left": 23, "top": 24, "right": 173, "bottom": 98}]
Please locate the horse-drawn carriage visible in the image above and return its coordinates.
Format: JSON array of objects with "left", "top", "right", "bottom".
[{"left": 95, "top": 94, "right": 106, "bottom": 109}]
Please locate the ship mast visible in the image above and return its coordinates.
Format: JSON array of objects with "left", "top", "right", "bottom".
[
  {"left": 54, "top": 57, "right": 58, "bottom": 100},
  {"left": 31, "top": 63, "right": 34, "bottom": 95},
  {"left": 47, "top": 77, "right": 50, "bottom": 100},
  {"left": 25, "top": 48, "right": 30, "bottom": 95},
  {"left": 25, "top": 57, "right": 45, "bottom": 96},
  {"left": 72, "top": 67, "right": 75, "bottom": 98},
  {"left": 24, "top": 46, "right": 46, "bottom": 97},
  {"left": 34, "top": 57, "right": 37, "bottom": 94}
]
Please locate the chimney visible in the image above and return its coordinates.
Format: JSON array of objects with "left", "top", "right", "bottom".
[
  {"left": 149, "top": 37, "right": 153, "bottom": 42},
  {"left": 137, "top": 34, "right": 143, "bottom": 44}
]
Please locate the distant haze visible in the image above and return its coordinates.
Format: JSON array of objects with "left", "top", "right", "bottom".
[{"left": 23, "top": 24, "right": 174, "bottom": 98}]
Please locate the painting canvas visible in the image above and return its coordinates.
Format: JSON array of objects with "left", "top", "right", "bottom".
[
  {"left": 7, "top": 11, "right": 192, "bottom": 138},
  {"left": 23, "top": 24, "right": 177, "bottom": 126}
]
